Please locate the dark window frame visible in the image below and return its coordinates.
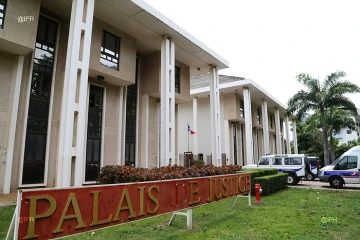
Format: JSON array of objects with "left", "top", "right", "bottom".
[
  {"left": 347, "top": 129, "right": 352, "bottom": 134},
  {"left": 0, "top": 0, "right": 6, "bottom": 29},
  {"left": 175, "top": 65, "right": 180, "bottom": 94},
  {"left": 269, "top": 115, "right": 273, "bottom": 129},
  {"left": 240, "top": 99, "right": 245, "bottom": 118},
  {"left": 100, "top": 30, "right": 120, "bottom": 70},
  {"left": 125, "top": 58, "right": 138, "bottom": 167},
  {"left": 257, "top": 108, "right": 261, "bottom": 124},
  {"left": 85, "top": 84, "right": 104, "bottom": 182},
  {"left": 22, "top": 15, "right": 58, "bottom": 185}
]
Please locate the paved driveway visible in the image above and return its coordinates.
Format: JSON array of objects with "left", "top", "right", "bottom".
[{"left": 290, "top": 179, "right": 360, "bottom": 191}]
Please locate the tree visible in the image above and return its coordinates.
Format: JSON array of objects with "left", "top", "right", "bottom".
[
  {"left": 306, "top": 108, "right": 357, "bottom": 163},
  {"left": 286, "top": 71, "right": 360, "bottom": 165},
  {"left": 295, "top": 118, "right": 324, "bottom": 163},
  {"left": 327, "top": 108, "right": 357, "bottom": 162}
]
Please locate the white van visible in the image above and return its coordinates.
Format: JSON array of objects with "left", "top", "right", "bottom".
[
  {"left": 319, "top": 146, "right": 360, "bottom": 188},
  {"left": 243, "top": 154, "right": 309, "bottom": 185}
]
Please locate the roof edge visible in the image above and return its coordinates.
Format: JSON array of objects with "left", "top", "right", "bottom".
[{"left": 131, "top": 0, "right": 229, "bottom": 69}]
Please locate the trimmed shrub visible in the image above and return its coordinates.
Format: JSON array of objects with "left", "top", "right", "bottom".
[
  {"left": 190, "top": 159, "right": 205, "bottom": 166},
  {"left": 98, "top": 164, "right": 242, "bottom": 184},
  {"left": 237, "top": 168, "right": 278, "bottom": 194},
  {"left": 253, "top": 173, "right": 288, "bottom": 196}
]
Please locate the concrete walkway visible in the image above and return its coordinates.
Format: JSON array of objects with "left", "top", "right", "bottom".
[
  {"left": 0, "top": 192, "right": 17, "bottom": 207},
  {"left": 289, "top": 179, "right": 360, "bottom": 191}
]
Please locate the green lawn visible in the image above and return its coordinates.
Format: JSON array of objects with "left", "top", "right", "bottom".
[
  {"left": 0, "top": 204, "right": 15, "bottom": 239},
  {"left": 2, "top": 188, "right": 360, "bottom": 239}
]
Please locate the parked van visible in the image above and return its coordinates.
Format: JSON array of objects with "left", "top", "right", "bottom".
[
  {"left": 319, "top": 146, "right": 360, "bottom": 189},
  {"left": 243, "top": 154, "right": 310, "bottom": 185}
]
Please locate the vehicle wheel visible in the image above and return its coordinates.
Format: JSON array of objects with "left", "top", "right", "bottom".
[
  {"left": 287, "top": 173, "right": 297, "bottom": 185},
  {"left": 306, "top": 174, "right": 314, "bottom": 181},
  {"left": 329, "top": 177, "right": 344, "bottom": 189}
]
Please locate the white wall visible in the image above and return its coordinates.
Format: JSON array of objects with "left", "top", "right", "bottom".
[
  {"left": 178, "top": 97, "right": 213, "bottom": 157},
  {"left": 335, "top": 128, "right": 358, "bottom": 145}
]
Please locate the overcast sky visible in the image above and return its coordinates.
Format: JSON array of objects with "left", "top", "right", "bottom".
[{"left": 143, "top": 0, "right": 360, "bottom": 108}]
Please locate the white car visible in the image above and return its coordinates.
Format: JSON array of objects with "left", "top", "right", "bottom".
[
  {"left": 243, "top": 154, "right": 309, "bottom": 185},
  {"left": 319, "top": 146, "right": 360, "bottom": 188}
]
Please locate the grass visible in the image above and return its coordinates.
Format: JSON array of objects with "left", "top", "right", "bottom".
[
  {"left": 2, "top": 188, "right": 360, "bottom": 239},
  {"left": 0, "top": 205, "right": 15, "bottom": 239}
]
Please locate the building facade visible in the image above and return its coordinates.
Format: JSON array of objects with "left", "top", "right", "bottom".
[
  {"left": 178, "top": 73, "right": 298, "bottom": 166},
  {"left": 334, "top": 109, "right": 360, "bottom": 145},
  {"left": 0, "top": 0, "right": 229, "bottom": 193}
]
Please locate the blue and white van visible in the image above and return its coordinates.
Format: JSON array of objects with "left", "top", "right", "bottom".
[
  {"left": 319, "top": 146, "right": 360, "bottom": 189},
  {"left": 243, "top": 154, "right": 309, "bottom": 185}
]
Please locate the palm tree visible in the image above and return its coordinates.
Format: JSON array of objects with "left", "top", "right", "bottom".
[
  {"left": 307, "top": 108, "right": 357, "bottom": 162},
  {"left": 327, "top": 108, "right": 357, "bottom": 162},
  {"left": 286, "top": 71, "right": 360, "bottom": 165}
]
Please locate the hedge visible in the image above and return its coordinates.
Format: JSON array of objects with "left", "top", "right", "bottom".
[
  {"left": 98, "top": 164, "right": 242, "bottom": 184},
  {"left": 237, "top": 168, "right": 278, "bottom": 194},
  {"left": 253, "top": 173, "right": 288, "bottom": 196}
]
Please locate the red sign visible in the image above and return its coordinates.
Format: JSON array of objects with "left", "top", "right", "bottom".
[{"left": 17, "top": 173, "right": 250, "bottom": 239}]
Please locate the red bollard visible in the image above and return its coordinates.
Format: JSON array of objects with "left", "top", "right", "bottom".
[{"left": 254, "top": 183, "right": 263, "bottom": 204}]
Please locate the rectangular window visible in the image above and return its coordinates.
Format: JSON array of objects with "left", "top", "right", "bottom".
[
  {"left": 285, "top": 157, "right": 302, "bottom": 165},
  {"left": 175, "top": 66, "right": 180, "bottom": 93},
  {"left": 269, "top": 115, "right": 273, "bottom": 129},
  {"left": 337, "top": 156, "right": 358, "bottom": 170},
  {"left": 85, "top": 85, "right": 104, "bottom": 182},
  {"left": 272, "top": 158, "right": 282, "bottom": 165},
  {"left": 258, "top": 157, "right": 269, "bottom": 165},
  {"left": 257, "top": 108, "right": 261, "bottom": 124},
  {"left": 0, "top": 0, "right": 7, "bottom": 28},
  {"left": 280, "top": 119, "right": 283, "bottom": 132},
  {"left": 22, "top": 16, "right": 58, "bottom": 185},
  {"left": 347, "top": 129, "right": 352, "bottom": 134},
  {"left": 100, "top": 30, "right": 120, "bottom": 70},
  {"left": 240, "top": 99, "right": 244, "bottom": 118},
  {"left": 125, "top": 58, "right": 138, "bottom": 167}
]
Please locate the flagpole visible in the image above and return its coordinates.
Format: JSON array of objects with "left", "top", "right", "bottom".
[{"left": 187, "top": 122, "right": 189, "bottom": 152}]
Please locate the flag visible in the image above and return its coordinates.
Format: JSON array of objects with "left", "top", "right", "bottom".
[{"left": 188, "top": 124, "right": 195, "bottom": 135}]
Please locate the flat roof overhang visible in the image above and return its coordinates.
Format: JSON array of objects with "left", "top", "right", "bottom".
[
  {"left": 40, "top": 0, "right": 229, "bottom": 75},
  {"left": 191, "top": 79, "right": 293, "bottom": 118}
]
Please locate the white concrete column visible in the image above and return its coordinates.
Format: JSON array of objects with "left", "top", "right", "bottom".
[
  {"left": 261, "top": 99, "right": 269, "bottom": 155},
  {"left": 141, "top": 95, "right": 149, "bottom": 168},
  {"left": 209, "top": 67, "right": 222, "bottom": 166},
  {"left": 57, "top": 0, "right": 95, "bottom": 187},
  {"left": 176, "top": 104, "right": 180, "bottom": 165},
  {"left": 160, "top": 37, "right": 175, "bottom": 166},
  {"left": 3, "top": 56, "right": 24, "bottom": 193},
  {"left": 285, "top": 116, "right": 291, "bottom": 154},
  {"left": 243, "top": 87, "right": 253, "bottom": 165},
  {"left": 292, "top": 118, "right": 298, "bottom": 154},
  {"left": 117, "top": 86, "right": 126, "bottom": 165},
  {"left": 274, "top": 108, "right": 282, "bottom": 154},
  {"left": 122, "top": 87, "right": 127, "bottom": 164},
  {"left": 192, "top": 97, "right": 198, "bottom": 155}
]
